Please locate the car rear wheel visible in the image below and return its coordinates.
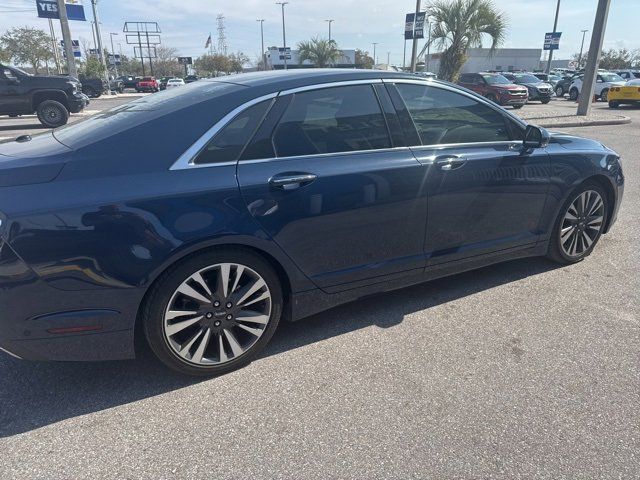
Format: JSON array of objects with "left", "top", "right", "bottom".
[
  {"left": 541, "top": 98, "right": 551, "bottom": 104},
  {"left": 547, "top": 183, "right": 608, "bottom": 264},
  {"left": 512, "top": 105, "right": 523, "bottom": 109},
  {"left": 36, "top": 100, "right": 69, "bottom": 128},
  {"left": 143, "top": 249, "right": 283, "bottom": 376},
  {"left": 555, "top": 86, "right": 564, "bottom": 97},
  {"left": 600, "top": 89, "right": 609, "bottom": 102},
  {"left": 608, "top": 101, "right": 620, "bottom": 109},
  {"left": 84, "top": 86, "right": 95, "bottom": 98},
  {"left": 569, "top": 88, "right": 579, "bottom": 101}
]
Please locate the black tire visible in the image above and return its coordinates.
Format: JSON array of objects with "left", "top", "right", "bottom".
[
  {"left": 142, "top": 248, "right": 283, "bottom": 376},
  {"left": 512, "top": 105, "right": 523, "bottom": 109},
  {"left": 36, "top": 100, "right": 69, "bottom": 128},
  {"left": 608, "top": 101, "right": 620, "bottom": 109},
  {"left": 118, "top": 86, "right": 124, "bottom": 93},
  {"left": 485, "top": 93, "right": 498, "bottom": 104},
  {"left": 83, "top": 86, "right": 95, "bottom": 98},
  {"left": 555, "top": 86, "right": 564, "bottom": 97},
  {"left": 541, "top": 98, "right": 551, "bottom": 104},
  {"left": 600, "top": 88, "right": 609, "bottom": 102},
  {"left": 547, "top": 182, "right": 608, "bottom": 265},
  {"left": 569, "top": 88, "right": 579, "bottom": 101}
]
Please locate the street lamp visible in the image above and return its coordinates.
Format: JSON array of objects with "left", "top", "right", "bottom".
[
  {"left": 372, "top": 42, "right": 378, "bottom": 69},
  {"left": 109, "top": 32, "right": 119, "bottom": 78},
  {"left": 276, "top": 2, "right": 289, "bottom": 70},
  {"left": 325, "top": 19, "right": 334, "bottom": 42},
  {"left": 578, "top": 29, "right": 588, "bottom": 68},
  {"left": 545, "top": 0, "right": 562, "bottom": 75},
  {"left": 257, "top": 19, "right": 266, "bottom": 70}
]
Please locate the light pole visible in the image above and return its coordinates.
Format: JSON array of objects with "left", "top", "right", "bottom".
[
  {"left": 257, "top": 19, "right": 266, "bottom": 70},
  {"left": 56, "top": 0, "right": 77, "bottom": 77},
  {"left": 545, "top": 0, "right": 561, "bottom": 74},
  {"left": 577, "top": 0, "right": 612, "bottom": 116},
  {"left": 402, "top": 34, "right": 407, "bottom": 69},
  {"left": 387, "top": 51, "right": 390, "bottom": 66},
  {"left": 410, "top": 0, "right": 422, "bottom": 72},
  {"left": 109, "top": 32, "right": 119, "bottom": 78},
  {"left": 577, "top": 29, "right": 588, "bottom": 68},
  {"left": 276, "top": 2, "right": 289, "bottom": 70},
  {"left": 325, "top": 19, "right": 334, "bottom": 42},
  {"left": 372, "top": 42, "right": 379, "bottom": 69}
]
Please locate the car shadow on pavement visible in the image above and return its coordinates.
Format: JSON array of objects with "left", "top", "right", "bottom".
[{"left": 0, "top": 256, "right": 559, "bottom": 438}]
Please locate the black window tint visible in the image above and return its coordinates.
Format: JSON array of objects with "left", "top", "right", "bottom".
[
  {"left": 459, "top": 74, "right": 473, "bottom": 83},
  {"left": 272, "top": 85, "right": 390, "bottom": 158},
  {"left": 195, "top": 99, "right": 271, "bottom": 164},
  {"left": 396, "top": 84, "right": 511, "bottom": 145}
]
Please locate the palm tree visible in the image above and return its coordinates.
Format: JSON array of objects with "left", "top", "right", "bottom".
[
  {"left": 424, "top": 0, "right": 507, "bottom": 82},
  {"left": 297, "top": 37, "right": 342, "bottom": 68}
]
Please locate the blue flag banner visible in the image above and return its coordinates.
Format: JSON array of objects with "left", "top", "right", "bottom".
[
  {"left": 405, "top": 12, "right": 426, "bottom": 40},
  {"left": 543, "top": 32, "right": 562, "bottom": 50},
  {"left": 36, "top": 0, "right": 86, "bottom": 21}
]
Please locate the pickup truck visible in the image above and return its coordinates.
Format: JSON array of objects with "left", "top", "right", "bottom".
[
  {"left": 0, "top": 64, "right": 88, "bottom": 127},
  {"left": 78, "top": 74, "right": 107, "bottom": 98},
  {"left": 136, "top": 76, "right": 159, "bottom": 92}
]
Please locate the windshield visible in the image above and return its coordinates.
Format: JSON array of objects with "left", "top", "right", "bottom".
[
  {"left": 482, "top": 74, "right": 511, "bottom": 85},
  {"left": 513, "top": 74, "right": 540, "bottom": 83},
  {"left": 600, "top": 73, "right": 624, "bottom": 82},
  {"left": 10, "top": 66, "right": 32, "bottom": 76}
]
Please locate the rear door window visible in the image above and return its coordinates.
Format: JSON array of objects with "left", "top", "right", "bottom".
[
  {"left": 272, "top": 84, "right": 391, "bottom": 158},
  {"left": 395, "top": 83, "right": 512, "bottom": 145}
]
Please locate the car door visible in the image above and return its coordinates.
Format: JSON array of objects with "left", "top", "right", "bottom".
[
  {"left": 387, "top": 80, "right": 551, "bottom": 265},
  {"left": 0, "top": 67, "right": 27, "bottom": 113},
  {"left": 237, "top": 82, "right": 429, "bottom": 290}
]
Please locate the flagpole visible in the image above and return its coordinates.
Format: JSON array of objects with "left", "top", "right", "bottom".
[{"left": 209, "top": 32, "right": 213, "bottom": 55}]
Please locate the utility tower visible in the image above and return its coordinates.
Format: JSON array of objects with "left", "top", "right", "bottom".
[{"left": 217, "top": 14, "right": 228, "bottom": 55}]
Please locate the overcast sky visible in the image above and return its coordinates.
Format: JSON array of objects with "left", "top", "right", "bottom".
[{"left": 2, "top": 0, "right": 638, "bottom": 66}]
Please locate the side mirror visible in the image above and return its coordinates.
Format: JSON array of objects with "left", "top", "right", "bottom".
[{"left": 523, "top": 125, "right": 550, "bottom": 149}]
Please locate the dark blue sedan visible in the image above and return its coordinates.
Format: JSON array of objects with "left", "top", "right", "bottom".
[{"left": 0, "top": 70, "right": 624, "bottom": 375}]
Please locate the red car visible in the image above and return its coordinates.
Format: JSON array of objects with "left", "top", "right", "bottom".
[
  {"left": 458, "top": 72, "right": 528, "bottom": 109},
  {"left": 136, "top": 76, "right": 159, "bottom": 93}
]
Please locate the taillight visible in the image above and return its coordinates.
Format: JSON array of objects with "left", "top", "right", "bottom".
[{"left": 637, "top": 87, "right": 640, "bottom": 93}]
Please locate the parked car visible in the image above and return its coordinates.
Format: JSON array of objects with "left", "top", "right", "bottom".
[
  {"left": 184, "top": 75, "right": 199, "bottom": 83},
  {"left": 109, "top": 77, "right": 124, "bottom": 93},
  {"left": 78, "top": 74, "right": 107, "bottom": 98},
  {"left": 414, "top": 71, "right": 437, "bottom": 79},
  {"left": 159, "top": 76, "right": 172, "bottom": 90},
  {"left": 117, "top": 75, "right": 141, "bottom": 90},
  {"left": 533, "top": 73, "right": 561, "bottom": 88},
  {"left": 458, "top": 72, "right": 528, "bottom": 108},
  {"left": 0, "top": 70, "right": 624, "bottom": 376},
  {"left": 568, "top": 72, "right": 626, "bottom": 102},
  {"left": 608, "top": 78, "right": 640, "bottom": 108},
  {"left": 502, "top": 72, "right": 553, "bottom": 103},
  {"left": 166, "top": 78, "right": 186, "bottom": 89},
  {"left": 0, "top": 64, "right": 88, "bottom": 127},
  {"left": 614, "top": 70, "right": 640, "bottom": 81},
  {"left": 554, "top": 73, "right": 580, "bottom": 97},
  {"left": 136, "top": 76, "right": 160, "bottom": 93}
]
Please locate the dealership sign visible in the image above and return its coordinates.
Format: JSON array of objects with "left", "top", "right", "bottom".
[
  {"left": 178, "top": 57, "right": 193, "bottom": 65},
  {"left": 60, "top": 39, "right": 81, "bottom": 58},
  {"left": 404, "top": 12, "right": 426, "bottom": 40},
  {"left": 36, "top": 0, "right": 86, "bottom": 21},
  {"left": 543, "top": 32, "right": 562, "bottom": 50}
]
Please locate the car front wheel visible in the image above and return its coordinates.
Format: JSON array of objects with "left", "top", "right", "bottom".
[
  {"left": 569, "top": 88, "right": 579, "bottom": 101},
  {"left": 600, "top": 89, "right": 609, "bottom": 102},
  {"left": 143, "top": 249, "right": 283, "bottom": 376},
  {"left": 36, "top": 100, "right": 69, "bottom": 128},
  {"left": 547, "top": 183, "right": 608, "bottom": 264},
  {"left": 555, "top": 86, "right": 564, "bottom": 97}
]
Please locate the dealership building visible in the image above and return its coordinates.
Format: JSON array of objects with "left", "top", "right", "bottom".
[
  {"left": 422, "top": 48, "right": 544, "bottom": 73},
  {"left": 266, "top": 48, "right": 356, "bottom": 69}
]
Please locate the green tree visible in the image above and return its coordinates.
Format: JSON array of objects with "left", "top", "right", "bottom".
[
  {"left": 119, "top": 54, "right": 144, "bottom": 76},
  {"left": 195, "top": 54, "right": 230, "bottom": 77},
  {"left": 425, "top": 0, "right": 507, "bottom": 82},
  {"left": 0, "top": 26, "right": 54, "bottom": 74},
  {"left": 228, "top": 52, "right": 249, "bottom": 73},
  {"left": 154, "top": 45, "right": 182, "bottom": 77},
  {"left": 81, "top": 56, "right": 106, "bottom": 77},
  {"left": 297, "top": 37, "right": 341, "bottom": 67},
  {"left": 0, "top": 45, "right": 10, "bottom": 64},
  {"left": 355, "top": 49, "right": 374, "bottom": 69}
]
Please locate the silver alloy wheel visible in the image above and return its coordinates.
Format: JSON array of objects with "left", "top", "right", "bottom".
[
  {"left": 163, "top": 263, "right": 272, "bottom": 366},
  {"left": 560, "top": 190, "right": 604, "bottom": 257}
]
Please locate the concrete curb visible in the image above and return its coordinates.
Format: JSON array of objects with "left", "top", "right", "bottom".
[{"left": 526, "top": 116, "right": 631, "bottom": 129}]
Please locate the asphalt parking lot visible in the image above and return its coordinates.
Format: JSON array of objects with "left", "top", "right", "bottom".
[{"left": 0, "top": 98, "right": 639, "bottom": 479}]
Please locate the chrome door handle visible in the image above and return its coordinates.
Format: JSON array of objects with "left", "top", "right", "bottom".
[
  {"left": 435, "top": 155, "right": 466, "bottom": 171},
  {"left": 269, "top": 173, "right": 317, "bottom": 190}
]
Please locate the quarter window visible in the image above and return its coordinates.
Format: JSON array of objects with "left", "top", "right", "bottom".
[
  {"left": 272, "top": 85, "right": 391, "bottom": 158},
  {"left": 194, "top": 99, "right": 272, "bottom": 164},
  {"left": 396, "top": 83, "right": 511, "bottom": 145}
]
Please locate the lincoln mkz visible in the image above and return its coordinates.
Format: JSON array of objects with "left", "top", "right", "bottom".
[{"left": 0, "top": 70, "right": 624, "bottom": 375}]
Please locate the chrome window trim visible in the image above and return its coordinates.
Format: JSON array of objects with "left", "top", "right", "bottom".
[
  {"left": 169, "top": 92, "right": 278, "bottom": 171},
  {"left": 239, "top": 146, "right": 413, "bottom": 165},
  {"left": 279, "top": 78, "right": 383, "bottom": 96}
]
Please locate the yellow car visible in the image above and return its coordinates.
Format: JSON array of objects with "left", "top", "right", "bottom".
[{"left": 608, "top": 79, "right": 640, "bottom": 108}]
